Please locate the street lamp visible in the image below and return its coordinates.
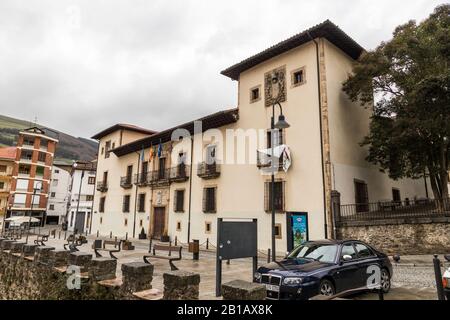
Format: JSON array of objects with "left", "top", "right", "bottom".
[
  {"left": 25, "top": 181, "right": 42, "bottom": 244},
  {"left": 270, "top": 96, "right": 290, "bottom": 262},
  {"left": 73, "top": 162, "right": 85, "bottom": 235}
]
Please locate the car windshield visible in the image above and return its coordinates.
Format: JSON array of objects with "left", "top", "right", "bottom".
[{"left": 287, "top": 243, "right": 338, "bottom": 263}]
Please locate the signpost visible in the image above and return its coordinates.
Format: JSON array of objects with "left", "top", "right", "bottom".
[{"left": 215, "top": 218, "right": 258, "bottom": 297}]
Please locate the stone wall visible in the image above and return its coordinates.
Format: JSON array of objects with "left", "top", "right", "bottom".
[
  {"left": 0, "top": 238, "right": 154, "bottom": 300},
  {"left": 336, "top": 219, "right": 450, "bottom": 255}
]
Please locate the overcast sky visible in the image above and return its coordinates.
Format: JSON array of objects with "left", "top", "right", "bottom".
[{"left": 0, "top": 0, "right": 444, "bottom": 138}]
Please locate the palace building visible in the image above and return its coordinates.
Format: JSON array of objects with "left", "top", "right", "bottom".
[{"left": 90, "top": 21, "right": 427, "bottom": 254}]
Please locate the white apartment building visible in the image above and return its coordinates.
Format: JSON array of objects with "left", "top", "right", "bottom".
[
  {"left": 67, "top": 161, "right": 97, "bottom": 234},
  {"left": 90, "top": 21, "right": 428, "bottom": 254},
  {"left": 46, "top": 164, "right": 71, "bottom": 225}
]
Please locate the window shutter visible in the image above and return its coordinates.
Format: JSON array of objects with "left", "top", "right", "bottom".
[
  {"left": 202, "top": 188, "right": 207, "bottom": 212},
  {"left": 173, "top": 190, "right": 178, "bottom": 212},
  {"left": 264, "top": 182, "right": 269, "bottom": 212},
  {"left": 211, "top": 188, "right": 216, "bottom": 213}
]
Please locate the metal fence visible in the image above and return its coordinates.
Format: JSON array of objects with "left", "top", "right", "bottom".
[{"left": 337, "top": 198, "right": 450, "bottom": 223}]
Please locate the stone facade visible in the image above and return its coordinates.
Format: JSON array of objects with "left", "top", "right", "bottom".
[
  {"left": 163, "top": 270, "right": 200, "bottom": 300},
  {"left": 336, "top": 219, "right": 450, "bottom": 255},
  {"left": 222, "top": 280, "right": 266, "bottom": 300}
]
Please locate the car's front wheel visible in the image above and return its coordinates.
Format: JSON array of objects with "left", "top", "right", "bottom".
[
  {"left": 380, "top": 269, "right": 391, "bottom": 293},
  {"left": 319, "top": 279, "right": 335, "bottom": 297}
]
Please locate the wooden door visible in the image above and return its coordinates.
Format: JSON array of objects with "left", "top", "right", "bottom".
[
  {"left": 354, "top": 180, "right": 368, "bottom": 212},
  {"left": 152, "top": 207, "right": 165, "bottom": 239}
]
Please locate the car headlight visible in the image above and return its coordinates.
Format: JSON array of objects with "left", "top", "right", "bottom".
[
  {"left": 283, "top": 277, "right": 303, "bottom": 285},
  {"left": 254, "top": 272, "right": 262, "bottom": 281}
]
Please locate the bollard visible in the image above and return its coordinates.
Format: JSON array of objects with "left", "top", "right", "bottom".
[
  {"left": 64, "top": 231, "right": 67, "bottom": 240},
  {"left": 193, "top": 239, "right": 199, "bottom": 261},
  {"left": 267, "top": 249, "right": 271, "bottom": 263},
  {"left": 226, "top": 259, "right": 230, "bottom": 265},
  {"left": 433, "top": 254, "right": 445, "bottom": 300},
  {"left": 206, "top": 238, "right": 209, "bottom": 250},
  {"left": 175, "top": 236, "right": 178, "bottom": 246},
  {"left": 148, "top": 238, "right": 152, "bottom": 253}
]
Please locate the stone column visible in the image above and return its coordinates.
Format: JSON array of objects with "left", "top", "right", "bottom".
[
  {"left": 121, "top": 262, "right": 154, "bottom": 293},
  {"left": 22, "top": 244, "right": 38, "bottom": 257},
  {"left": 49, "top": 250, "right": 70, "bottom": 268},
  {"left": 163, "top": 271, "right": 200, "bottom": 300},
  {"left": 10, "top": 242, "right": 25, "bottom": 254},
  {"left": 68, "top": 252, "right": 92, "bottom": 272},
  {"left": 34, "top": 246, "right": 55, "bottom": 265},
  {"left": 222, "top": 280, "right": 266, "bottom": 300},
  {"left": 89, "top": 257, "right": 117, "bottom": 281},
  {"left": 0, "top": 240, "right": 16, "bottom": 252}
]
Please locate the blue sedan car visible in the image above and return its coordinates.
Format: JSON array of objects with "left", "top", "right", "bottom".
[{"left": 254, "top": 239, "right": 393, "bottom": 300}]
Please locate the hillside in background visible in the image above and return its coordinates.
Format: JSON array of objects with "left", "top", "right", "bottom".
[{"left": 0, "top": 114, "right": 98, "bottom": 162}]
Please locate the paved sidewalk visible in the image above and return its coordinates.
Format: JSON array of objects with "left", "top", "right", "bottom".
[{"left": 10, "top": 227, "right": 449, "bottom": 300}]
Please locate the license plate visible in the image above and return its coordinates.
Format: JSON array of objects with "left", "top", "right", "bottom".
[{"left": 265, "top": 284, "right": 280, "bottom": 292}]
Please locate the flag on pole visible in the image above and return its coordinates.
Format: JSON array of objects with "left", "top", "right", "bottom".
[
  {"left": 149, "top": 144, "right": 154, "bottom": 161},
  {"left": 140, "top": 146, "right": 145, "bottom": 162},
  {"left": 157, "top": 141, "right": 163, "bottom": 158}
]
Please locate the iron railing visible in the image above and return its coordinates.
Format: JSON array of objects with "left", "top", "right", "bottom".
[
  {"left": 96, "top": 181, "right": 108, "bottom": 192},
  {"left": 256, "top": 151, "right": 284, "bottom": 170},
  {"left": 169, "top": 165, "right": 190, "bottom": 182},
  {"left": 133, "top": 173, "right": 148, "bottom": 186},
  {"left": 337, "top": 198, "right": 450, "bottom": 223},
  {"left": 120, "top": 176, "right": 133, "bottom": 189},
  {"left": 147, "top": 169, "right": 171, "bottom": 186},
  {"left": 197, "top": 162, "right": 220, "bottom": 179}
]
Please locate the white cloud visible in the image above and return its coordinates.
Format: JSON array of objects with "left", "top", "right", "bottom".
[{"left": 0, "top": 0, "right": 445, "bottom": 137}]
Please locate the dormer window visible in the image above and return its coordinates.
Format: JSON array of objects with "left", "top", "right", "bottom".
[
  {"left": 250, "top": 85, "right": 261, "bottom": 103},
  {"left": 291, "top": 67, "right": 306, "bottom": 87}
]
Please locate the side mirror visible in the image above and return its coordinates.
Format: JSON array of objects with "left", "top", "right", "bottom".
[{"left": 342, "top": 255, "right": 352, "bottom": 262}]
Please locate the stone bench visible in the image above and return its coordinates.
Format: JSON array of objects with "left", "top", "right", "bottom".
[{"left": 222, "top": 280, "right": 266, "bottom": 300}]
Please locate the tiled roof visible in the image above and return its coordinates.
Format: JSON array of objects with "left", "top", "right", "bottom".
[
  {"left": 221, "top": 20, "right": 365, "bottom": 80},
  {"left": 91, "top": 124, "right": 157, "bottom": 140},
  {"left": 0, "top": 147, "right": 17, "bottom": 160},
  {"left": 113, "top": 108, "right": 239, "bottom": 157}
]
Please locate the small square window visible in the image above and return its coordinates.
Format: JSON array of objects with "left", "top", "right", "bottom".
[
  {"left": 100, "top": 217, "right": 103, "bottom": 224},
  {"left": 176, "top": 221, "right": 182, "bottom": 231},
  {"left": 291, "top": 67, "right": 306, "bottom": 87},
  {"left": 139, "top": 219, "right": 143, "bottom": 227},
  {"left": 275, "top": 224, "right": 282, "bottom": 239},
  {"left": 124, "top": 218, "right": 128, "bottom": 226},
  {"left": 250, "top": 85, "right": 261, "bottom": 103},
  {"left": 205, "top": 221, "right": 212, "bottom": 234}
]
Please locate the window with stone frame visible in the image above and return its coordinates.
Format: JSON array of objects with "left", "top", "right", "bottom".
[
  {"left": 88, "top": 177, "right": 95, "bottom": 184},
  {"left": 138, "top": 193, "right": 146, "bottom": 212},
  {"left": 250, "top": 85, "right": 261, "bottom": 103},
  {"left": 174, "top": 189, "right": 185, "bottom": 213},
  {"left": 202, "top": 187, "right": 217, "bottom": 213},
  {"left": 122, "top": 195, "right": 130, "bottom": 213},
  {"left": 99, "top": 197, "right": 105, "bottom": 212},
  {"left": 264, "top": 180, "right": 285, "bottom": 212},
  {"left": 291, "top": 67, "right": 306, "bottom": 87}
]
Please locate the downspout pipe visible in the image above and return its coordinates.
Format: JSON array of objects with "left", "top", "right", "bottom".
[
  {"left": 308, "top": 32, "right": 328, "bottom": 239},
  {"left": 187, "top": 136, "right": 194, "bottom": 243}
]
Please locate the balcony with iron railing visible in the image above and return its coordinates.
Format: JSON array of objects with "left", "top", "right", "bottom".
[
  {"left": 96, "top": 181, "right": 108, "bottom": 192},
  {"left": 256, "top": 151, "right": 284, "bottom": 171},
  {"left": 120, "top": 176, "right": 133, "bottom": 189},
  {"left": 169, "top": 164, "right": 190, "bottom": 182},
  {"left": 133, "top": 172, "right": 148, "bottom": 187},
  {"left": 197, "top": 162, "right": 220, "bottom": 179},
  {"left": 147, "top": 169, "right": 171, "bottom": 186}
]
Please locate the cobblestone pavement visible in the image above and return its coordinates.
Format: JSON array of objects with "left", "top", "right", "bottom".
[{"left": 7, "top": 227, "right": 448, "bottom": 300}]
